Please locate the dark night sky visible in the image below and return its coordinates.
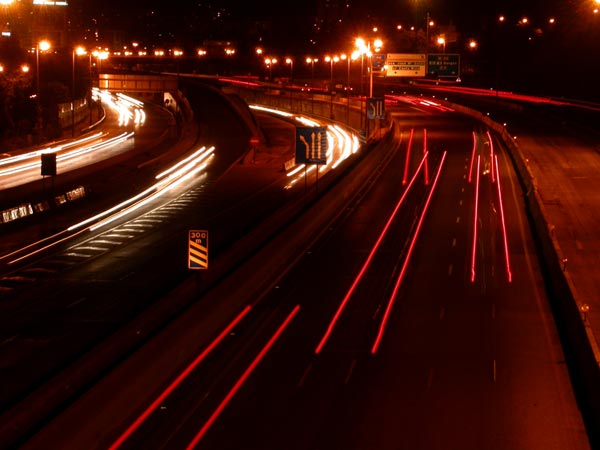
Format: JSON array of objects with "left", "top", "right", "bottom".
[
  {"left": 88, "top": 0, "right": 571, "bottom": 30},
  {"left": 84, "top": 0, "right": 592, "bottom": 54}
]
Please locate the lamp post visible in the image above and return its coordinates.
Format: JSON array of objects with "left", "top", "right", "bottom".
[
  {"left": 355, "top": 38, "right": 382, "bottom": 98},
  {"left": 285, "top": 57, "right": 293, "bottom": 110},
  {"left": 306, "top": 57, "right": 317, "bottom": 112},
  {"left": 285, "top": 57, "right": 293, "bottom": 81},
  {"left": 426, "top": 13, "right": 434, "bottom": 75},
  {"left": 325, "top": 55, "right": 339, "bottom": 118},
  {"left": 36, "top": 39, "right": 51, "bottom": 99},
  {"left": 306, "top": 57, "right": 317, "bottom": 87},
  {"left": 437, "top": 36, "right": 446, "bottom": 53},
  {"left": 92, "top": 49, "right": 109, "bottom": 84},
  {"left": 72, "top": 46, "right": 86, "bottom": 137},
  {"left": 340, "top": 54, "right": 349, "bottom": 91},
  {"left": 355, "top": 38, "right": 382, "bottom": 97},
  {"left": 325, "top": 55, "right": 339, "bottom": 89},
  {"left": 265, "top": 57, "right": 277, "bottom": 81}
]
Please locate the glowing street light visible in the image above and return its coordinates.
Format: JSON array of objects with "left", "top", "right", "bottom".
[
  {"left": 36, "top": 39, "right": 51, "bottom": 97},
  {"left": 71, "top": 46, "right": 87, "bottom": 136},
  {"left": 324, "top": 55, "right": 339, "bottom": 88},
  {"left": 437, "top": 36, "right": 446, "bottom": 53},
  {"left": 355, "top": 37, "right": 383, "bottom": 97},
  {"left": 306, "top": 57, "right": 318, "bottom": 87},
  {"left": 285, "top": 57, "right": 293, "bottom": 81},
  {"left": 264, "top": 57, "right": 277, "bottom": 80},
  {"left": 92, "top": 49, "right": 109, "bottom": 80}
]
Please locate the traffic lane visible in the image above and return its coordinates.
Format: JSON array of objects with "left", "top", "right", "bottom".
[
  {"left": 176, "top": 117, "right": 442, "bottom": 449},
  {"left": 10, "top": 117, "right": 383, "bottom": 448},
  {"left": 183, "top": 117, "right": 588, "bottom": 449},
  {"left": 0, "top": 101, "right": 187, "bottom": 258},
  {"left": 0, "top": 80, "right": 255, "bottom": 259},
  {"left": 183, "top": 125, "right": 411, "bottom": 450},
  {"left": 0, "top": 127, "right": 282, "bottom": 407},
  {"left": 0, "top": 107, "right": 303, "bottom": 446},
  {"left": 313, "top": 140, "right": 589, "bottom": 449},
  {"left": 109, "top": 297, "right": 301, "bottom": 450},
  {"left": 0, "top": 97, "right": 169, "bottom": 202}
]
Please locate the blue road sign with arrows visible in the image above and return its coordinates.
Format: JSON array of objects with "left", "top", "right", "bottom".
[
  {"left": 295, "top": 127, "right": 328, "bottom": 164},
  {"left": 367, "top": 97, "right": 385, "bottom": 119}
]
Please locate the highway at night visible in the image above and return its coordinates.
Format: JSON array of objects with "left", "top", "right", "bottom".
[
  {"left": 4, "top": 84, "right": 591, "bottom": 449},
  {"left": 2, "top": 0, "right": 599, "bottom": 448},
  {"left": 0, "top": 80, "right": 369, "bottom": 448}
]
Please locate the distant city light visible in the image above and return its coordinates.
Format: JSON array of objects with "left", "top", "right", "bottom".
[{"left": 33, "top": 0, "right": 68, "bottom": 5}]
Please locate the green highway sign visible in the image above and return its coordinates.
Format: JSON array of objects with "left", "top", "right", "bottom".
[{"left": 427, "top": 54, "right": 460, "bottom": 77}]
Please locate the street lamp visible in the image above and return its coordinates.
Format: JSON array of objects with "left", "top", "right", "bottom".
[
  {"left": 437, "top": 36, "right": 446, "bottom": 53},
  {"left": 306, "top": 57, "right": 317, "bottom": 87},
  {"left": 355, "top": 38, "right": 382, "bottom": 97},
  {"left": 324, "top": 55, "right": 339, "bottom": 88},
  {"left": 285, "top": 57, "right": 294, "bottom": 110},
  {"left": 92, "top": 49, "right": 109, "bottom": 82},
  {"left": 72, "top": 46, "right": 86, "bottom": 137},
  {"left": 426, "top": 13, "right": 434, "bottom": 74},
  {"left": 285, "top": 57, "right": 293, "bottom": 81},
  {"left": 325, "top": 55, "right": 339, "bottom": 118},
  {"left": 264, "top": 57, "right": 277, "bottom": 81},
  {"left": 355, "top": 38, "right": 382, "bottom": 98},
  {"left": 36, "top": 39, "right": 51, "bottom": 98}
]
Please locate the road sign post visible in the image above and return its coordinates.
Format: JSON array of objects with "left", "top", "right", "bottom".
[{"left": 188, "top": 230, "right": 208, "bottom": 270}]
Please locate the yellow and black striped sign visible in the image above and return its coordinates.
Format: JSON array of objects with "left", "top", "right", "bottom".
[{"left": 188, "top": 230, "right": 208, "bottom": 270}]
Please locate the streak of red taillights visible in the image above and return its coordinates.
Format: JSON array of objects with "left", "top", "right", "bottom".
[
  {"left": 423, "top": 128, "right": 429, "bottom": 186},
  {"left": 186, "top": 305, "right": 300, "bottom": 449},
  {"left": 487, "top": 131, "right": 495, "bottom": 183},
  {"left": 314, "top": 153, "right": 429, "bottom": 354},
  {"left": 468, "top": 131, "right": 476, "bottom": 183},
  {"left": 108, "top": 306, "right": 252, "bottom": 450},
  {"left": 495, "top": 155, "right": 512, "bottom": 283},
  {"left": 402, "top": 128, "right": 414, "bottom": 185},
  {"left": 371, "top": 151, "right": 447, "bottom": 354},
  {"left": 471, "top": 156, "right": 481, "bottom": 283}
]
